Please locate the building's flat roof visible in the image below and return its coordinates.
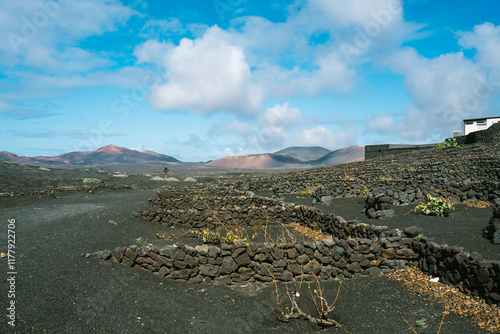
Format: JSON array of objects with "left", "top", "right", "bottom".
[{"left": 463, "top": 116, "right": 500, "bottom": 123}]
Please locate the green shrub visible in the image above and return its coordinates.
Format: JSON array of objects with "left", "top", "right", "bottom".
[
  {"left": 436, "top": 138, "right": 460, "bottom": 150},
  {"left": 415, "top": 194, "right": 454, "bottom": 216},
  {"left": 83, "top": 178, "right": 101, "bottom": 184}
]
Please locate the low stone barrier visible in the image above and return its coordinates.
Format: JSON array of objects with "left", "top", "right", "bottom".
[
  {"left": 95, "top": 223, "right": 499, "bottom": 304},
  {"left": 137, "top": 185, "right": 390, "bottom": 240}
]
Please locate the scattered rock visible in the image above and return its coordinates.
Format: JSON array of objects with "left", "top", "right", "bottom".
[
  {"left": 365, "top": 193, "right": 395, "bottom": 219},
  {"left": 483, "top": 205, "right": 500, "bottom": 244}
]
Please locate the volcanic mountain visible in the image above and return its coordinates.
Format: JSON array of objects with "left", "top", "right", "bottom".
[
  {"left": 206, "top": 153, "right": 305, "bottom": 169},
  {"left": 274, "top": 146, "right": 332, "bottom": 161},
  {"left": 308, "top": 146, "right": 364, "bottom": 166},
  {"left": 206, "top": 146, "right": 364, "bottom": 169},
  {"left": 0, "top": 145, "right": 179, "bottom": 167},
  {"left": 58, "top": 145, "right": 179, "bottom": 165}
]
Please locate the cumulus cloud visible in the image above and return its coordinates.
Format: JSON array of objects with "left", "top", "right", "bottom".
[
  {"left": 458, "top": 22, "right": 500, "bottom": 69},
  {"left": 145, "top": 26, "right": 264, "bottom": 115},
  {"left": 297, "top": 53, "right": 356, "bottom": 94},
  {"left": 134, "top": 39, "right": 170, "bottom": 65},
  {"left": 292, "top": 126, "right": 357, "bottom": 149},
  {"left": 257, "top": 103, "right": 302, "bottom": 149},
  {"left": 131, "top": 0, "right": 423, "bottom": 117},
  {"left": 390, "top": 48, "right": 490, "bottom": 126},
  {"left": 369, "top": 34, "right": 500, "bottom": 141}
]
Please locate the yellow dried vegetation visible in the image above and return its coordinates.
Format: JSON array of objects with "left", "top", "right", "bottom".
[{"left": 385, "top": 266, "right": 500, "bottom": 332}]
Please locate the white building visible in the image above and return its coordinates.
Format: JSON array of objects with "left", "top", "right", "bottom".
[{"left": 463, "top": 116, "right": 500, "bottom": 135}]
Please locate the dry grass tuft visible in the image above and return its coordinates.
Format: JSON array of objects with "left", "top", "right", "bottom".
[
  {"left": 460, "top": 200, "right": 492, "bottom": 208},
  {"left": 289, "top": 222, "right": 331, "bottom": 241}
]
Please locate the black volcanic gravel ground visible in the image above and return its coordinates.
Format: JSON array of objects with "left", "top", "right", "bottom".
[{"left": 0, "top": 188, "right": 493, "bottom": 333}]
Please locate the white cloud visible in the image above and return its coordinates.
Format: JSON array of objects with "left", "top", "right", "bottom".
[
  {"left": 24, "top": 46, "right": 114, "bottom": 73},
  {"left": 0, "top": 0, "right": 136, "bottom": 99},
  {"left": 139, "top": 18, "right": 184, "bottom": 39},
  {"left": 131, "top": 0, "right": 422, "bottom": 118},
  {"left": 365, "top": 113, "right": 395, "bottom": 133},
  {"left": 458, "top": 22, "right": 500, "bottom": 69},
  {"left": 258, "top": 103, "right": 302, "bottom": 149},
  {"left": 1, "top": 0, "right": 134, "bottom": 56},
  {"left": 366, "top": 107, "right": 431, "bottom": 140},
  {"left": 146, "top": 26, "right": 264, "bottom": 115},
  {"left": 297, "top": 0, "right": 421, "bottom": 62},
  {"left": 369, "top": 37, "right": 500, "bottom": 141},
  {"left": 261, "top": 102, "right": 302, "bottom": 125},
  {"left": 292, "top": 126, "right": 357, "bottom": 149},
  {"left": 297, "top": 53, "right": 356, "bottom": 94},
  {"left": 134, "top": 39, "right": 171, "bottom": 65},
  {"left": 308, "top": 0, "right": 404, "bottom": 28},
  {"left": 391, "top": 47, "right": 489, "bottom": 124}
]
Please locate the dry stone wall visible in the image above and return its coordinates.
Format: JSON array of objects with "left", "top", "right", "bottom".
[
  {"left": 137, "top": 185, "right": 389, "bottom": 239},
  {"left": 95, "top": 223, "right": 500, "bottom": 304},
  {"left": 129, "top": 184, "right": 500, "bottom": 304}
]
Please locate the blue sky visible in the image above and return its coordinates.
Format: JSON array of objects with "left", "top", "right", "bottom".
[{"left": 1, "top": 0, "right": 499, "bottom": 161}]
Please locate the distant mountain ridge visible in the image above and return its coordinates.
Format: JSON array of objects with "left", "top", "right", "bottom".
[
  {"left": 206, "top": 146, "right": 364, "bottom": 169},
  {"left": 275, "top": 146, "right": 332, "bottom": 161},
  {"left": 1, "top": 145, "right": 364, "bottom": 169},
  {"left": 0, "top": 145, "right": 179, "bottom": 167}
]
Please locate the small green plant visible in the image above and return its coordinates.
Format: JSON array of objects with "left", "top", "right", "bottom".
[
  {"left": 225, "top": 230, "right": 248, "bottom": 244},
  {"left": 296, "top": 185, "right": 316, "bottom": 198},
  {"left": 415, "top": 194, "right": 454, "bottom": 217},
  {"left": 416, "top": 318, "right": 427, "bottom": 328},
  {"left": 200, "top": 228, "right": 222, "bottom": 243},
  {"left": 136, "top": 237, "right": 143, "bottom": 244},
  {"left": 83, "top": 178, "right": 101, "bottom": 184},
  {"left": 436, "top": 138, "right": 460, "bottom": 150},
  {"left": 109, "top": 220, "right": 117, "bottom": 225}
]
